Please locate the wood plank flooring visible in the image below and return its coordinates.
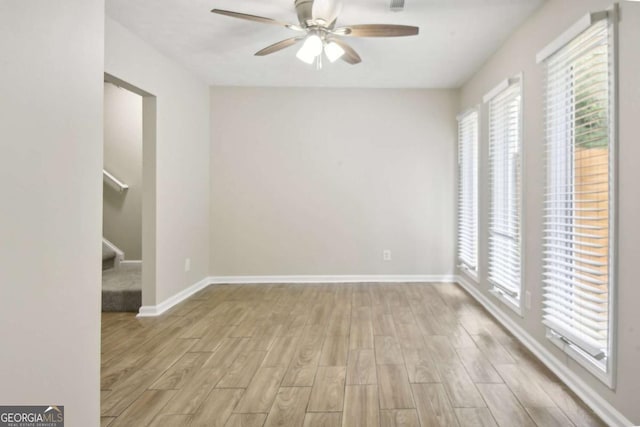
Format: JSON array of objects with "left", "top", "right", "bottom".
[{"left": 101, "top": 283, "right": 605, "bottom": 426}]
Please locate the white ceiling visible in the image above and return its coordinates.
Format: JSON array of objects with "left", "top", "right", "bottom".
[{"left": 106, "top": 0, "right": 544, "bottom": 88}]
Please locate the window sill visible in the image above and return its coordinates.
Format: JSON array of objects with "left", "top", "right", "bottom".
[{"left": 546, "top": 329, "right": 614, "bottom": 388}]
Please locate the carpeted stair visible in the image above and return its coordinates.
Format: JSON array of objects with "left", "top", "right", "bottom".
[
  {"left": 102, "top": 241, "right": 141, "bottom": 312},
  {"left": 102, "top": 241, "right": 116, "bottom": 270}
]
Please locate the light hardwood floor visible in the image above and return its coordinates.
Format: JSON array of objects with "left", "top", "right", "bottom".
[{"left": 101, "top": 283, "right": 605, "bottom": 427}]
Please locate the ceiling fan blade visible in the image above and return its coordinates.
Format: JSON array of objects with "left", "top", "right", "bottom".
[
  {"left": 312, "top": 0, "right": 342, "bottom": 25},
  {"left": 211, "top": 9, "right": 302, "bottom": 31},
  {"left": 294, "top": 0, "right": 314, "bottom": 27},
  {"left": 329, "top": 38, "right": 361, "bottom": 64},
  {"left": 334, "top": 24, "right": 419, "bottom": 37},
  {"left": 255, "top": 37, "right": 302, "bottom": 56}
]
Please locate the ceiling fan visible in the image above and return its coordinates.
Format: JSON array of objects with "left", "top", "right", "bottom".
[{"left": 211, "top": 0, "right": 419, "bottom": 67}]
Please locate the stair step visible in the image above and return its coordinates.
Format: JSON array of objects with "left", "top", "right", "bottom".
[
  {"left": 102, "top": 241, "right": 118, "bottom": 271},
  {"left": 102, "top": 263, "right": 141, "bottom": 312},
  {"left": 102, "top": 241, "right": 116, "bottom": 261},
  {"left": 102, "top": 257, "right": 115, "bottom": 271},
  {"left": 102, "top": 289, "right": 141, "bottom": 312}
]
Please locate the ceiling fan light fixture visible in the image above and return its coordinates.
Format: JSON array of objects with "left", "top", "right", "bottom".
[
  {"left": 324, "top": 41, "right": 345, "bottom": 62},
  {"left": 211, "top": 1, "right": 419, "bottom": 68},
  {"left": 296, "top": 34, "right": 323, "bottom": 64},
  {"left": 296, "top": 47, "right": 316, "bottom": 64}
]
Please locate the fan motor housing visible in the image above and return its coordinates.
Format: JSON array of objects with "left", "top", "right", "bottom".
[{"left": 295, "top": 0, "right": 314, "bottom": 26}]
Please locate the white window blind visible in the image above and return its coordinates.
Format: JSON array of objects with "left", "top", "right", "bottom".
[
  {"left": 541, "top": 15, "right": 614, "bottom": 374},
  {"left": 457, "top": 110, "right": 478, "bottom": 274},
  {"left": 487, "top": 78, "right": 523, "bottom": 307}
]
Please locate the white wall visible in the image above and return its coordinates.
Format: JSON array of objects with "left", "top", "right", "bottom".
[
  {"left": 0, "top": 1, "right": 103, "bottom": 425},
  {"left": 210, "top": 87, "right": 458, "bottom": 277},
  {"left": 103, "top": 82, "right": 143, "bottom": 259},
  {"left": 105, "top": 18, "right": 210, "bottom": 304},
  {"left": 458, "top": 0, "right": 640, "bottom": 424}
]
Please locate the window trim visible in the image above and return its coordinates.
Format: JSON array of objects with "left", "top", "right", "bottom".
[
  {"left": 536, "top": 10, "right": 609, "bottom": 64},
  {"left": 484, "top": 73, "right": 525, "bottom": 316},
  {"left": 457, "top": 106, "right": 480, "bottom": 282},
  {"left": 538, "top": 5, "right": 618, "bottom": 388}
]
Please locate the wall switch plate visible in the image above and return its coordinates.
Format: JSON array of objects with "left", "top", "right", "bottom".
[
  {"left": 525, "top": 291, "right": 531, "bottom": 309},
  {"left": 383, "top": 250, "right": 392, "bottom": 261},
  {"left": 184, "top": 258, "right": 191, "bottom": 272}
]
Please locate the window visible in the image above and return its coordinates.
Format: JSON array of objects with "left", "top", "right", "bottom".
[
  {"left": 484, "top": 76, "right": 523, "bottom": 311},
  {"left": 539, "top": 10, "right": 616, "bottom": 384},
  {"left": 457, "top": 109, "right": 479, "bottom": 277}
]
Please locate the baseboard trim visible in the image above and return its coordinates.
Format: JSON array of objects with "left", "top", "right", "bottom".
[
  {"left": 135, "top": 274, "right": 455, "bottom": 318},
  {"left": 137, "top": 276, "right": 210, "bottom": 318},
  {"left": 455, "top": 275, "right": 632, "bottom": 427},
  {"left": 208, "top": 274, "right": 457, "bottom": 284},
  {"left": 136, "top": 274, "right": 454, "bottom": 318},
  {"left": 119, "top": 260, "right": 142, "bottom": 265}
]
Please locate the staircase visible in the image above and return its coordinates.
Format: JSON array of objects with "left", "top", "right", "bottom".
[
  {"left": 102, "top": 240, "right": 141, "bottom": 312},
  {"left": 102, "top": 241, "right": 117, "bottom": 270}
]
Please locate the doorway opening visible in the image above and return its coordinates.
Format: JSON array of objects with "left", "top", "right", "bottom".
[{"left": 102, "top": 73, "right": 156, "bottom": 313}]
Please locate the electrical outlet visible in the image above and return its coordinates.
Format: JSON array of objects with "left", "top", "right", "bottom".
[
  {"left": 184, "top": 258, "right": 191, "bottom": 272},
  {"left": 525, "top": 291, "right": 532, "bottom": 309},
  {"left": 383, "top": 250, "right": 392, "bottom": 262}
]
